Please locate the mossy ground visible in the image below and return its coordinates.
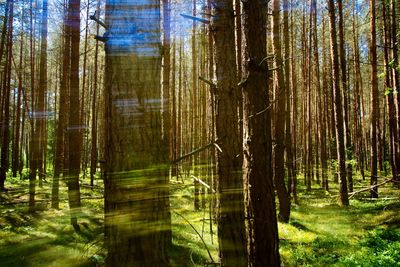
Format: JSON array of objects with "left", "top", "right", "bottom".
[{"left": 1, "top": 169, "right": 399, "bottom": 266}]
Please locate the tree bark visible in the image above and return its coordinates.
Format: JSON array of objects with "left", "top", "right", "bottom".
[
  {"left": 272, "top": 0, "right": 291, "bottom": 223},
  {"left": 0, "top": 0, "right": 13, "bottom": 191},
  {"left": 103, "top": 1, "right": 171, "bottom": 265},
  {"left": 337, "top": 0, "right": 353, "bottom": 193},
  {"left": 327, "top": 0, "right": 349, "bottom": 206},
  {"left": 52, "top": 4, "right": 69, "bottom": 209},
  {"left": 66, "top": 0, "right": 82, "bottom": 227},
  {"left": 241, "top": 0, "right": 280, "bottom": 265},
  {"left": 369, "top": 0, "right": 379, "bottom": 198},
  {"left": 211, "top": 0, "right": 247, "bottom": 265}
]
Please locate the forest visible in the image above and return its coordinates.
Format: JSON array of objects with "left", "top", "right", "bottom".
[{"left": 0, "top": 0, "right": 400, "bottom": 266}]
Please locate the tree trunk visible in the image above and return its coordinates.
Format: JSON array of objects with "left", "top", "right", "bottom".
[
  {"left": 211, "top": 1, "right": 247, "bottom": 265},
  {"left": 369, "top": 0, "right": 379, "bottom": 198},
  {"left": 103, "top": 1, "right": 171, "bottom": 265},
  {"left": 12, "top": 13, "right": 24, "bottom": 178},
  {"left": 327, "top": 0, "right": 349, "bottom": 206},
  {"left": 241, "top": 0, "right": 280, "bottom": 265},
  {"left": 337, "top": 0, "right": 353, "bottom": 193},
  {"left": 0, "top": 0, "right": 13, "bottom": 191},
  {"left": 272, "top": 0, "right": 291, "bottom": 223},
  {"left": 37, "top": 0, "right": 48, "bottom": 187},
  {"left": 66, "top": 0, "right": 82, "bottom": 228},
  {"left": 90, "top": 0, "right": 101, "bottom": 186},
  {"left": 290, "top": 0, "right": 298, "bottom": 202},
  {"left": 52, "top": 4, "right": 69, "bottom": 209}
]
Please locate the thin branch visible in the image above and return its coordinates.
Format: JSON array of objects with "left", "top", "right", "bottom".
[
  {"left": 347, "top": 179, "right": 394, "bottom": 199},
  {"left": 172, "top": 141, "right": 218, "bottom": 164},
  {"left": 89, "top": 11, "right": 107, "bottom": 29},
  {"left": 180, "top": 13, "right": 210, "bottom": 24},
  {"left": 199, "top": 76, "right": 216, "bottom": 87},
  {"left": 191, "top": 175, "right": 216, "bottom": 193}
]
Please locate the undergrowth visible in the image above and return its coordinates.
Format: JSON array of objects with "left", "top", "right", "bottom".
[{"left": 1, "top": 170, "right": 400, "bottom": 266}]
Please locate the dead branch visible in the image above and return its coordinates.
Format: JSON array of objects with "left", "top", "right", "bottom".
[
  {"left": 191, "top": 175, "right": 216, "bottom": 193},
  {"left": 348, "top": 179, "right": 394, "bottom": 199},
  {"left": 172, "top": 141, "right": 218, "bottom": 164},
  {"left": 199, "top": 76, "right": 216, "bottom": 88},
  {"left": 89, "top": 11, "right": 107, "bottom": 29}
]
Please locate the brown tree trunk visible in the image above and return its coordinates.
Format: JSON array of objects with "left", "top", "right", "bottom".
[
  {"left": 352, "top": 8, "right": 365, "bottom": 180},
  {"left": 28, "top": 0, "right": 37, "bottom": 209},
  {"left": 162, "top": 0, "right": 171, "bottom": 165},
  {"left": 0, "top": 0, "right": 13, "bottom": 191},
  {"left": 389, "top": 0, "right": 400, "bottom": 181},
  {"left": 66, "top": 0, "right": 81, "bottom": 228},
  {"left": 290, "top": 0, "right": 298, "bottom": 202},
  {"left": 103, "top": 1, "right": 171, "bottom": 265},
  {"left": 12, "top": 14, "right": 24, "bottom": 178},
  {"left": 241, "top": 0, "right": 280, "bottom": 265},
  {"left": 337, "top": 0, "right": 353, "bottom": 192},
  {"left": 327, "top": 0, "right": 349, "bottom": 206},
  {"left": 272, "top": 0, "right": 291, "bottom": 223},
  {"left": 211, "top": 1, "right": 247, "bottom": 265},
  {"left": 90, "top": 0, "right": 101, "bottom": 186},
  {"left": 284, "top": 0, "right": 294, "bottom": 200},
  {"left": 369, "top": 0, "right": 379, "bottom": 198},
  {"left": 52, "top": 4, "right": 69, "bottom": 209},
  {"left": 320, "top": 12, "right": 329, "bottom": 191},
  {"left": 37, "top": 0, "right": 48, "bottom": 187}
]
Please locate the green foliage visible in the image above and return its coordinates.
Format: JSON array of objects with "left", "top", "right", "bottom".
[
  {"left": 280, "top": 175, "right": 400, "bottom": 267},
  {"left": 378, "top": 71, "right": 386, "bottom": 79},
  {"left": 385, "top": 87, "right": 393, "bottom": 96},
  {"left": 339, "top": 228, "right": 400, "bottom": 267}
]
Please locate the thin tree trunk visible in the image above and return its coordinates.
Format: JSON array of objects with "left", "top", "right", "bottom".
[
  {"left": 37, "top": 0, "right": 48, "bottom": 187},
  {"left": 90, "top": 0, "right": 101, "bottom": 186},
  {"left": 0, "top": 0, "right": 13, "bottom": 191},
  {"left": 12, "top": 14, "right": 24, "bottom": 178},
  {"left": 272, "top": 0, "right": 291, "bottom": 222},
  {"left": 369, "top": 0, "right": 379, "bottom": 198}
]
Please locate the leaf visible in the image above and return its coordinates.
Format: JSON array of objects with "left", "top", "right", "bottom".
[
  {"left": 389, "top": 59, "right": 396, "bottom": 68},
  {"left": 385, "top": 87, "right": 393, "bottom": 96}
]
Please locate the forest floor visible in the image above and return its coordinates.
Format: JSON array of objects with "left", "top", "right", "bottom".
[{"left": 0, "top": 171, "right": 400, "bottom": 266}]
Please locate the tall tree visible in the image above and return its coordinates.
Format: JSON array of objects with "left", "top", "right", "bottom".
[
  {"left": 389, "top": 0, "right": 400, "bottom": 181},
  {"left": 337, "top": 0, "right": 353, "bottom": 192},
  {"left": 327, "top": 0, "right": 349, "bottom": 206},
  {"left": 12, "top": 8, "right": 24, "bottom": 178},
  {"left": 211, "top": 0, "right": 247, "bottom": 265},
  {"left": 162, "top": 0, "right": 171, "bottom": 164},
  {"left": 103, "top": 0, "right": 171, "bottom": 265},
  {"left": 37, "top": 0, "right": 48, "bottom": 186},
  {"left": 369, "top": 0, "right": 379, "bottom": 198},
  {"left": 272, "top": 0, "right": 291, "bottom": 222},
  {"left": 283, "top": 0, "right": 294, "bottom": 202},
  {"left": 241, "top": 0, "right": 280, "bottom": 265},
  {"left": 290, "top": 0, "right": 298, "bottom": 201},
  {"left": 90, "top": 0, "right": 101, "bottom": 186},
  {"left": 52, "top": 2, "right": 69, "bottom": 209},
  {"left": 0, "top": 0, "right": 13, "bottom": 191},
  {"left": 66, "top": 0, "right": 82, "bottom": 228}
]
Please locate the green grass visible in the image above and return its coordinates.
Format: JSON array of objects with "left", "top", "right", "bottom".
[
  {"left": 279, "top": 172, "right": 400, "bottom": 266},
  {"left": 1, "top": 170, "right": 400, "bottom": 266}
]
